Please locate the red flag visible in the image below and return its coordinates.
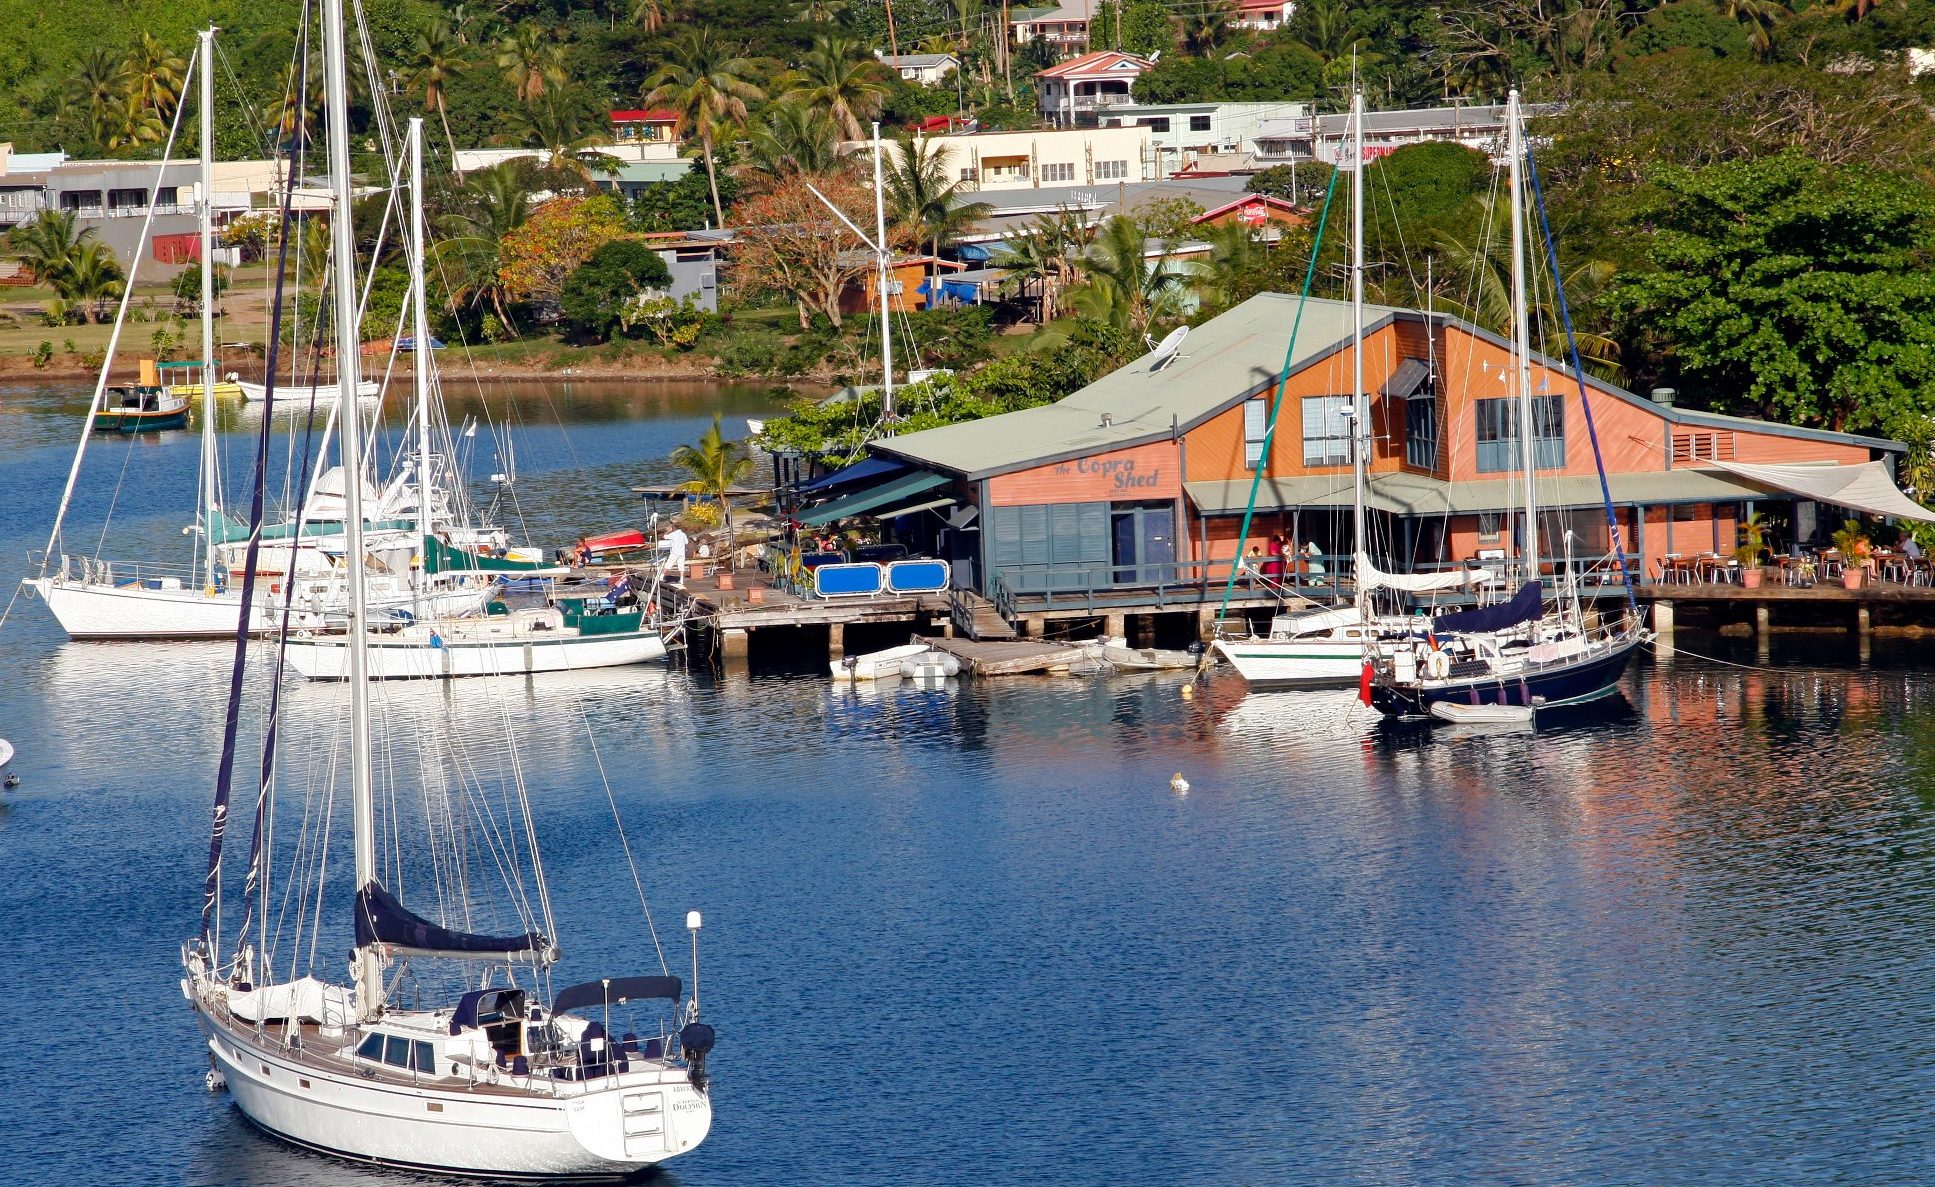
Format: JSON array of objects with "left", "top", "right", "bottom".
[{"left": 1358, "top": 660, "right": 1374, "bottom": 706}]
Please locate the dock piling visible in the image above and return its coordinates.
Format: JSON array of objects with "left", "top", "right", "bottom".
[{"left": 1652, "top": 600, "right": 1676, "bottom": 656}]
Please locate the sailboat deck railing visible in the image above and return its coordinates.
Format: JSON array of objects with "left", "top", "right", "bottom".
[{"left": 34, "top": 550, "right": 215, "bottom": 590}]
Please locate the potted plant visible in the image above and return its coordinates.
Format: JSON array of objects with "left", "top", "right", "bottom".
[
  {"left": 1832, "top": 518, "right": 1871, "bottom": 589},
  {"left": 1734, "top": 511, "right": 1766, "bottom": 588}
]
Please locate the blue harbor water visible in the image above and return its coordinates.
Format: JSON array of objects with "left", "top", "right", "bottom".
[{"left": 1, "top": 381, "right": 1932, "bottom": 1185}]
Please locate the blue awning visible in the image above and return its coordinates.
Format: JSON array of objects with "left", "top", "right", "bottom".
[{"left": 795, "top": 455, "right": 906, "bottom": 496}]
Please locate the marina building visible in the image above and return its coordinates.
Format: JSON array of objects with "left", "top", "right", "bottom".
[
  {"left": 1096, "top": 101, "right": 1311, "bottom": 175},
  {"left": 1253, "top": 102, "right": 1560, "bottom": 166},
  {"left": 865, "top": 125, "right": 1157, "bottom": 193},
  {"left": 808, "top": 294, "right": 1912, "bottom": 612}
]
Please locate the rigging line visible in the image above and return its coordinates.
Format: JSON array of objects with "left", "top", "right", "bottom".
[
  {"left": 40, "top": 46, "right": 199, "bottom": 577},
  {"left": 208, "top": 106, "right": 308, "bottom": 953},
  {"left": 1215, "top": 163, "right": 1343, "bottom": 618},
  {"left": 579, "top": 686, "right": 671, "bottom": 976},
  {"left": 88, "top": 420, "right": 142, "bottom": 562},
  {"left": 1525, "top": 143, "right": 1637, "bottom": 618}
]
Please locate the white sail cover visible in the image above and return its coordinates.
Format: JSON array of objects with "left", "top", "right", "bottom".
[
  {"left": 1355, "top": 552, "right": 1494, "bottom": 593},
  {"left": 1706, "top": 460, "right": 1935, "bottom": 522},
  {"left": 227, "top": 976, "right": 353, "bottom": 1025}
]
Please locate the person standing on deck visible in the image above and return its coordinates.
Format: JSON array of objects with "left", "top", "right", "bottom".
[{"left": 663, "top": 526, "right": 690, "bottom": 583}]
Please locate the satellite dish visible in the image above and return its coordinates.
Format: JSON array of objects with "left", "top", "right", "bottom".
[{"left": 1149, "top": 325, "right": 1188, "bottom": 370}]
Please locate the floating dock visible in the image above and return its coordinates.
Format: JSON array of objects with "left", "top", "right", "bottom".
[{"left": 923, "top": 637, "right": 1096, "bottom": 676}]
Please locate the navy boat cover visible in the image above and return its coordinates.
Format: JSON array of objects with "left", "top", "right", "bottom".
[
  {"left": 1431, "top": 581, "right": 1544, "bottom": 635},
  {"left": 354, "top": 880, "right": 544, "bottom": 956},
  {"left": 552, "top": 976, "right": 683, "bottom": 1016}
]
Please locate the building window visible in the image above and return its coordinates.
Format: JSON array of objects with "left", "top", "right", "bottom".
[
  {"left": 1478, "top": 512, "right": 1502, "bottom": 543},
  {"left": 1188, "top": 115, "right": 1212, "bottom": 132},
  {"left": 1095, "top": 159, "right": 1127, "bottom": 180},
  {"left": 1404, "top": 395, "right": 1438, "bottom": 469},
  {"left": 1040, "top": 162, "right": 1074, "bottom": 183},
  {"left": 1475, "top": 395, "right": 1564, "bottom": 473},
  {"left": 107, "top": 187, "right": 147, "bottom": 210},
  {"left": 1140, "top": 117, "right": 1171, "bottom": 133},
  {"left": 959, "top": 167, "right": 978, "bottom": 182},
  {"left": 1243, "top": 396, "right": 1268, "bottom": 470},
  {"left": 1302, "top": 395, "right": 1351, "bottom": 467}
]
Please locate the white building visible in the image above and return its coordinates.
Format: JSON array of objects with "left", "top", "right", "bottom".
[
  {"left": 1253, "top": 102, "right": 1558, "bottom": 166},
  {"left": 1034, "top": 50, "right": 1153, "bottom": 128},
  {"left": 876, "top": 52, "right": 960, "bottom": 85},
  {"left": 1098, "top": 101, "right": 1311, "bottom": 175},
  {"left": 860, "top": 125, "right": 1156, "bottom": 194},
  {"left": 1233, "top": 0, "right": 1296, "bottom": 30}
]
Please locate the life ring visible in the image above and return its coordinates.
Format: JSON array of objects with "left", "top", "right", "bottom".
[{"left": 1425, "top": 649, "right": 1451, "bottom": 681}]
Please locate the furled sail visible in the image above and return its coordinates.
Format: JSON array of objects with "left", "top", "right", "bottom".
[
  {"left": 1354, "top": 552, "right": 1494, "bottom": 594},
  {"left": 1431, "top": 581, "right": 1544, "bottom": 635},
  {"left": 354, "top": 880, "right": 546, "bottom": 959}
]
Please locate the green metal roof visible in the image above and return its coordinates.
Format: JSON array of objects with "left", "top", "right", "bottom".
[
  {"left": 1183, "top": 468, "right": 1768, "bottom": 517},
  {"left": 798, "top": 470, "right": 948, "bottom": 526},
  {"left": 873, "top": 293, "right": 1402, "bottom": 481}
]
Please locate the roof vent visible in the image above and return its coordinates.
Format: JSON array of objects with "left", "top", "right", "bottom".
[
  {"left": 1650, "top": 387, "right": 1677, "bottom": 408},
  {"left": 1100, "top": 413, "right": 1114, "bottom": 428}
]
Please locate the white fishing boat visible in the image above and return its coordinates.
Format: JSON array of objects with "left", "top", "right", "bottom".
[
  {"left": 831, "top": 641, "right": 933, "bottom": 680},
  {"left": 234, "top": 377, "right": 380, "bottom": 402},
  {"left": 182, "top": 22, "right": 715, "bottom": 1174}
]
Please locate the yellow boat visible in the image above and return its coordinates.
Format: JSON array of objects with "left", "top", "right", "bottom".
[{"left": 153, "top": 358, "right": 248, "bottom": 400}]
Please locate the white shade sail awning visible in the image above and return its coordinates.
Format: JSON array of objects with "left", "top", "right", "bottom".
[
  {"left": 1355, "top": 552, "right": 1494, "bottom": 593},
  {"left": 1704, "top": 460, "right": 1935, "bottom": 523}
]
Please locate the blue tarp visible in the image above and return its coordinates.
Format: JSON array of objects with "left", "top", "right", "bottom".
[
  {"left": 956, "top": 243, "right": 993, "bottom": 262},
  {"left": 941, "top": 281, "right": 979, "bottom": 304},
  {"left": 1432, "top": 581, "right": 1544, "bottom": 635},
  {"left": 795, "top": 455, "right": 905, "bottom": 497}
]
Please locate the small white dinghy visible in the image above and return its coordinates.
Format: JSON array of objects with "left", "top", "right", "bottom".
[
  {"left": 1101, "top": 638, "right": 1199, "bottom": 671},
  {"left": 0, "top": 738, "right": 15, "bottom": 787},
  {"left": 1429, "top": 701, "right": 1535, "bottom": 725},
  {"left": 899, "top": 651, "right": 961, "bottom": 679},
  {"left": 831, "top": 642, "right": 934, "bottom": 681}
]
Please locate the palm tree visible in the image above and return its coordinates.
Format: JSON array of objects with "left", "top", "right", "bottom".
[
  {"left": 121, "top": 32, "right": 187, "bottom": 124},
  {"left": 1070, "top": 215, "right": 1189, "bottom": 334},
  {"left": 992, "top": 206, "right": 1094, "bottom": 320},
  {"left": 436, "top": 160, "right": 538, "bottom": 335},
  {"left": 1713, "top": 0, "right": 1787, "bottom": 59},
  {"left": 405, "top": 18, "right": 470, "bottom": 166},
  {"left": 9, "top": 208, "right": 85, "bottom": 292},
  {"left": 746, "top": 103, "right": 841, "bottom": 178},
  {"left": 1431, "top": 204, "right": 1623, "bottom": 381},
  {"left": 645, "top": 30, "right": 766, "bottom": 228},
  {"left": 497, "top": 23, "right": 568, "bottom": 103},
  {"left": 1180, "top": 0, "right": 1235, "bottom": 55},
  {"left": 65, "top": 239, "right": 126, "bottom": 324},
  {"left": 632, "top": 0, "right": 673, "bottom": 34},
  {"left": 792, "top": 0, "right": 848, "bottom": 21},
  {"left": 883, "top": 134, "right": 993, "bottom": 292},
  {"left": 65, "top": 48, "right": 125, "bottom": 155},
  {"left": 671, "top": 414, "right": 756, "bottom": 567},
  {"left": 1193, "top": 219, "right": 1255, "bottom": 311},
  {"left": 504, "top": 90, "right": 615, "bottom": 189},
  {"left": 783, "top": 34, "right": 891, "bottom": 142}
]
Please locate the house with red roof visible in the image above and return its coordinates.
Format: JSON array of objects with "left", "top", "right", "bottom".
[
  {"left": 1233, "top": 0, "right": 1295, "bottom": 30},
  {"left": 1034, "top": 50, "right": 1155, "bottom": 128},
  {"left": 1192, "top": 193, "right": 1307, "bottom": 242}
]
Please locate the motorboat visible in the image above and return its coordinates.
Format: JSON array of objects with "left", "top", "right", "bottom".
[{"left": 832, "top": 642, "right": 934, "bottom": 681}]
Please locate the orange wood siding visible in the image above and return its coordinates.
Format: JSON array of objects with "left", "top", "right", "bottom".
[{"left": 987, "top": 442, "right": 1180, "bottom": 507}]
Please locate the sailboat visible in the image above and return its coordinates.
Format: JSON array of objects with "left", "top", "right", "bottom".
[
  {"left": 278, "top": 118, "right": 673, "bottom": 680},
  {"left": 1213, "top": 92, "right": 1491, "bottom": 689},
  {"left": 1367, "top": 91, "right": 1646, "bottom": 719},
  {"left": 181, "top": 4, "right": 716, "bottom": 1171},
  {"left": 25, "top": 31, "right": 496, "bottom": 641}
]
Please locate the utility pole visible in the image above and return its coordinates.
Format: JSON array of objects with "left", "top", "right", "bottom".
[{"left": 884, "top": 0, "right": 901, "bottom": 59}]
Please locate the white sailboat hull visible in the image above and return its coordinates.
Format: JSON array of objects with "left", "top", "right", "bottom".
[
  {"left": 283, "top": 627, "right": 668, "bottom": 679},
  {"left": 235, "top": 378, "right": 380, "bottom": 403},
  {"left": 1213, "top": 635, "right": 1367, "bottom": 688},
  {"left": 24, "top": 575, "right": 495, "bottom": 640},
  {"left": 197, "top": 1010, "right": 709, "bottom": 1178}
]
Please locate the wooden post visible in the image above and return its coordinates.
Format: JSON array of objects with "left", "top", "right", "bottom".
[
  {"left": 1755, "top": 604, "right": 1770, "bottom": 635},
  {"left": 1652, "top": 599, "right": 1675, "bottom": 655},
  {"left": 828, "top": 622, "right": 845, "bottom": 658},
  {"left": 1198, "top": 607, "right": 1216, "bottom": 642},
  {"left": 1103, "top": 611, "right": 1126, "bottom": 639},
  {"left": 721, "top": 628, "right": 749, "bottom": 661},
  {"left": 1857, "top": 605, "right": 1872, "bottom": 636}
]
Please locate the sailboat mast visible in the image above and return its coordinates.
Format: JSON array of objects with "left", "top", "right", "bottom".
[
  {"left": 1506, "top": 89, "right": 1538, "bottom": 583},
  {"left": 198, "top": 26, "right": 219, "bottom": 592},
  {"left": 1349, "top": 89, "right": 1366, "bottom": 572},
  {"left": 321, "top": 0, "right": 382, "bottom": 1020},
  {"left": 872, "top": 122, "right": 894, "bottom": 420},
  {"left": 409, "top": 118, "right": 433, "bottom": 569}
]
